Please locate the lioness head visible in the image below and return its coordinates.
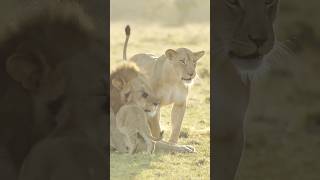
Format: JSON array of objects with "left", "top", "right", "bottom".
[
  {"left": 112, "top": 64, "right": 160, "bottom": 117},
  {"left": 213, "top": 0, "right": 279, "bottom": 71},
  {"left": 165, "top": 48, "right": 205, "bottom": 85}
]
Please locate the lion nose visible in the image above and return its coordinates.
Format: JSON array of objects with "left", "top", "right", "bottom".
[
  {"left": 248, "top": 35, "right": 267, "bottom": 48},
  {"left": 188, "top": 72, "right": 194, "bottom": 77},
  {"left": 153, "top": 102, "right": 159, "bottom": 106}
]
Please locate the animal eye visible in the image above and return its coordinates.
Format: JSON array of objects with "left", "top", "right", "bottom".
[
  {"left": 227, "top": 0, "right": 239, "bottom": 6},
  {"left": 180, "top": 59, "right": 186, "bottom": 64},
  {"left": 265, "top": 0, "right": 275, "bottom": 5},
  {"left": 142, "top": 92, "right": 148, "bottom": 98}
]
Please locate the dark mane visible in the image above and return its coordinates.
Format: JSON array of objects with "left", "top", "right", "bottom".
[{"left": 0, "top": 1, "right": 97, "bottom": 94}]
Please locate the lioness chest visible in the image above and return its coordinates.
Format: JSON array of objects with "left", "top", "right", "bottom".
[
  {"left": 130, "top": 54, "right": 188, "bottom": 106},
  {"left": 156, "top": 83, "right": 188, "bottom": 106}
]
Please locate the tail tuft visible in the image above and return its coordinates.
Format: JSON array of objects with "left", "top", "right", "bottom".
[
  {"left": 125, "top": 25, "right": 130, "bottom": 36},
  {"left": 123, "top": 25, "right": 131, "bottom": 60}
]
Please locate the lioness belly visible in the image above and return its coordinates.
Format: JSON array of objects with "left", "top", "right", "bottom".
[{"left": 157, "top": 85, "right": 187, "bottom": 106}]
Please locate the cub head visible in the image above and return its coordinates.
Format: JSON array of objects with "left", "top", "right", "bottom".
[
  {"left": 112, "top": 65, "right": 160, "bottom": 117},
  {"left": 213, "top": 0, "right": 279, "bottom": 72},
  {"left": 165, "top": 48, "right": 205, "bottom": 85}
]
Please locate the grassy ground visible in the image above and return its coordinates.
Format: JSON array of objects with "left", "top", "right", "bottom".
[{"left": 110, "top": 22, "right": 210, "bottom": 179}]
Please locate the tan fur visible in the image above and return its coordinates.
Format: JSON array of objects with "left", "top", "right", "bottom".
[
  {"left": 116, "top": 104, "right": 161, "bottom": 154},
  {"left": 126, "top": 43, "right": 205, "bottom": 144},
  {"left": 110, "top": 62, "right": 195, "bottom": 153}
]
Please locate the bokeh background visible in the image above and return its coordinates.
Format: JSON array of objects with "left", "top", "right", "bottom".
[
  {"left": 110, "top": 0, "right": 210, "bottom": 179},
  {"left": 239, "top": 1, "right": 320, "bottom": 180}
]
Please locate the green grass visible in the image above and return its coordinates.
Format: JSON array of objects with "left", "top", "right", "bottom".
[{"left": 110, "top": 22, "right": 210, "bottom": 179}]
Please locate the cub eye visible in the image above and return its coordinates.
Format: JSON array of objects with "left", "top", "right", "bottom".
[
  {"left": 265, "top": 0, "right": 274, "bottom": 5},
  {"left": 179, "top": 59, "right": 186, "bottom": 64},
  {"left": 142, "top": 92, "right": 148, "bottom": 98},
  {"left": 227, "top": 0, "right": 239, "bottom": 6}
]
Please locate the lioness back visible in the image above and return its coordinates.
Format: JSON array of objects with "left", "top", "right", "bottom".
[{"left": 129, "top": 54, "right": 158, "bottom": 75}]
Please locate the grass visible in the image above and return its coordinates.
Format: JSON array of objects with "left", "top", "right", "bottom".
[{"left": 110, "top": 22, "right": 210, "bottom": 179}]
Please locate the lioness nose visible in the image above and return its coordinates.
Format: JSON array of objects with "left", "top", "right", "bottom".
[
  {"left": 248, "top": 35, "right": 267, "bottom": 48},
  {"left": 188, "top": 72, "right": 194, "bottom": 76},
  {"left": 153, "top": 102, "right": 159, "bottom": 106}
]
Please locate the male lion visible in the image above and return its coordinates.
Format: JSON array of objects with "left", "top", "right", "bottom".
[
  {"left": 0, "top": 1, "right": 107, "bottom": 180},
  {"left": 123, "top": 26, "right": 205, "bottom": 144},
  {"left": 113, "top": 64, "right": 161, "bottom": 154},
  {"left": 110, "top": 62, "right": 195, "bottom": 153},
  {"left": 213, "top": 0, "right": 280, "bottom": 179}
]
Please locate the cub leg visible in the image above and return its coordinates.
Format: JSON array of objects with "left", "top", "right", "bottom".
[
  {"left": 126, "top": 134, "right": 138, "bottom": 155},
  {"left": 140, "top": 133, "right": 155, "bottom": 154},
  {"left": 169, "top": 102, "right": 186, "bottom": 144}
]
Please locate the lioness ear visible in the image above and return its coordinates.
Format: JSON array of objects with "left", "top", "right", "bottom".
[
  {"left": 6, "top": 53, "right": 44, "bottom": 90},
  {"left": 193, "top": 51, "right": 205, "bottom": 61},
  {"left": 112, "top": 78, "right": 126, "bottom": 90},
  {"left": 165, "top": 49, "right": 178, "bottom": 60}
]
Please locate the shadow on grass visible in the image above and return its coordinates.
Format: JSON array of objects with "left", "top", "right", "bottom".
[{"left": 110, "top": 150, "right": 164, "bottom": 179}]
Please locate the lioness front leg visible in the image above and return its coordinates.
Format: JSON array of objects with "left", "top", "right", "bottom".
[
  {"left": 169, "top": 102, "right": 186, "bottom": 144},
  {"left": 148, "top": 108, "right": 161, "bottom": 139}
]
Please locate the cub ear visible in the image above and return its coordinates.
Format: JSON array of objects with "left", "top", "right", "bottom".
[
  {"left": 193, "top": 51, "right": 205, "bottom": 61},
  {"left": 6, "top": 53, "right": 44, "bottom": 90},
  {"left": 112, "top": 78, "right": 126, "bottom": 90},
  {"left": 165, "top": 49, "right": 178, "bottom": 60}
]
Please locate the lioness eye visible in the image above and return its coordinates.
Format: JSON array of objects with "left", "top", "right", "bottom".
[
  {"left": 227, "top": 0, "right": 239, "bottom": 6},
  {"left": 180, "top": 59, "right": 186, "bottom": 64},
  {"left": 142, "top": 92, "right": 148, "bottom": 98},
  {"left": 265, "top": 0, "right": 274, "bottom": 5}
]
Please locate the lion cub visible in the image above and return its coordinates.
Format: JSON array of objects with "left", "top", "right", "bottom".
[
  {"left": 116, "top": 104, "right": 161, "bottom": 154},
  {"left": 113, "top": 69, "right": 161, "bottom": 154}
]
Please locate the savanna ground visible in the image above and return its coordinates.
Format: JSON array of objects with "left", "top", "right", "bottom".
[{"left": 110, "top": 23, "right": 210, "bottom": 179}]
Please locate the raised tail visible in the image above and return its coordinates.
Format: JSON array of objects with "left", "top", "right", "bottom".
[{"left": 123, "top": 25, "right": 131, "bottom": 60}]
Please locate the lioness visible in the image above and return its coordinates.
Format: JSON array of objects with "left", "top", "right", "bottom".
[
  {"left": 110, "top": 62, "right": 195, "bottom": 153},
  {"left": 123, "top": 26, "right": 205, "bottom": 144},
  {"left": 213, "top": 0, "right": 280, "bottom": 179}
]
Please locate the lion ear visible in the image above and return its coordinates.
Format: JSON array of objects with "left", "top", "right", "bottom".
[
  {"left": 112, "top": 78, "right": 126, "bottom": 90},
  {"left": 6, "top": 53, "right": 45, "bottom": 90},
  {"left": 165, "top": 49, "right": 178, "bottom": 60},
  {"left": 193, "top": 51, "right": 205, "bottom": 61}
]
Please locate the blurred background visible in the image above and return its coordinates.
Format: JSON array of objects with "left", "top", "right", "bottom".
[
  {"left": 239, "top": 1, "right": 320, "bottom": 180},
  {"left": 110, "top": 0, "right": 210, "bottom": 179}
]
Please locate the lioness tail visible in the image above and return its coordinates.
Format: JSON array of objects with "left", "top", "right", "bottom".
[{"left": 123, "top": 25, "right": 131, "bottom": 60}]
